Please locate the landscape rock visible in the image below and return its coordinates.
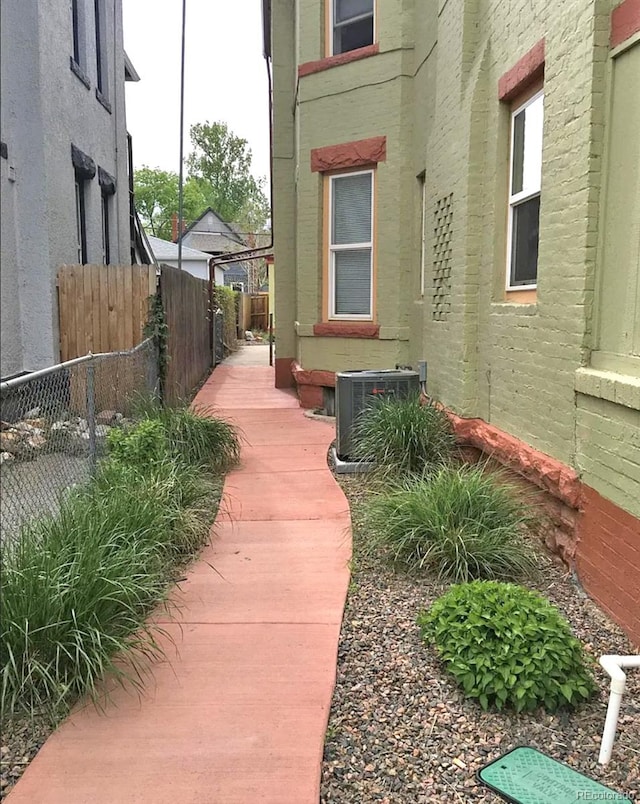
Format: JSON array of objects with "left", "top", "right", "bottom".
[
  {"left": 0, "top": 432, "right": 22, "bottom": 453},
  {"left": 26, "top": 435, "right": 47, "bottom": 450},
  {"left": 96, "top": 410, "right": 117, "bottom": 425},
  {"left": 0, "top": 452, "right": 15, "bottom": 466}
]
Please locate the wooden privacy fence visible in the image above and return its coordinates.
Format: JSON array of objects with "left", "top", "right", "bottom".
[
  {"left": 57, "top": 264, "right": 213, "bottom": 408},
  {"left": 58, "top": 264, "right": 156, "bottom": 360},
  {"left": 250, "top": 293, "right": 269, "bottom": 332},
  {"left": 159, "top": 263, "right": 211, "bottom": 405}
]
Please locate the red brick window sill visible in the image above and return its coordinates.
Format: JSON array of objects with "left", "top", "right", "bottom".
[
  {"left": 313, "top": 322, "right": 380, "bottom": 338},
  {"left": 611, "top": 0, "right": 640, "bottom": 48},
  {"left": 298, "top": 44, "right": 379, "bottom": 79}
]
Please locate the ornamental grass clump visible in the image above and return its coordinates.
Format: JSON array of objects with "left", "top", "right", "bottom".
[
  {"left": 131, "top": 397, "right": 240, "bottom": 470},
  {"left": 363, "top": 464, "right": 537, "bottom": 581},
  {"left": 351, "top": 393, "right": 455, "bottom": 475},
  {"left": 418, "top": 581, "right": 597, "bottom": 713},
  {"left": 1, "top": 405, "right": 237, "bottom": 719}
]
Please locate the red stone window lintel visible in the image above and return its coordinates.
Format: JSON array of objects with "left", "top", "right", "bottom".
[
  {"left": 311, "top": 136, "right": 386, "bottom": 173},
  {"left": 498, "top": 39, "right": 545, "bottom": 102},
  {"left": 611, "top": 0, "right": 640, "bottom": 48}
]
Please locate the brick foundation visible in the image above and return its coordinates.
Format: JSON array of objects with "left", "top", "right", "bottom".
[
  {"left": 451, "top": 414, "right": 640, "bottom": 647},
  {"left": 274, "top": 357, "right": 295, "bottom": 389},
  {"left": 576, "top": 485, "right": 640, "bottom": 647},
  {"left": 291, "top": 361, "right": 335, "bottom": 409}
]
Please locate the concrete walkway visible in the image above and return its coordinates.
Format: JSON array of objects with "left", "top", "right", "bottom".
[{"left": 8, "top": 363, "right": 351, "bottom": 803}]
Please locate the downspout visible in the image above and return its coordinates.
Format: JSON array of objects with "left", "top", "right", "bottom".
[{"left": 598, "top": 654, "right": 640, "bottom": 764}]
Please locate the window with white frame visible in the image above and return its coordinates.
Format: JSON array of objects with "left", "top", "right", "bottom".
[
  {"left": 332, "top": 0, "right": 374, "bottom": 56},
  {"left": 507, "top": 91, "right": 544, "bottom": 288},
  {"left": 329, "top": 170, "right": 374, "bottom": 319}
]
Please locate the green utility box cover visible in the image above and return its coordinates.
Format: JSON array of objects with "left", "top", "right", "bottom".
[{"left": 477, "top": 747, "right": 630, "bottom": 803}]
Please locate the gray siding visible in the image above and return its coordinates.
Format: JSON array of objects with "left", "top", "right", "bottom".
[{"left": 0, "top": 0, "right": 132, "bottom": 374}]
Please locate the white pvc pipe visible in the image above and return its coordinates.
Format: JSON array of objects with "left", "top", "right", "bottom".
[{"left": 598, "top": 654, "right": 640, "bottom": 765}]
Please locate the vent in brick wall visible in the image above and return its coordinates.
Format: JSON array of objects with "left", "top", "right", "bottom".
[{"left": 432, "top": 194, "right": 453, "bottom": 321}]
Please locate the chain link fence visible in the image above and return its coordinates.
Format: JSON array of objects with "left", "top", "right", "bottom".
[{"left": 0, "top": 338, "right": 158, "bottom": 543}]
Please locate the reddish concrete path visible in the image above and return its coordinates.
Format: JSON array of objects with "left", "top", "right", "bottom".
[{"left": 8, "top": 365, "right": 351, "bottom": 804}]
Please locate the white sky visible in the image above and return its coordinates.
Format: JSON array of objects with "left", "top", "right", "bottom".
[{"left": 122, "top": 0, "right": 270, "bottom": 187}]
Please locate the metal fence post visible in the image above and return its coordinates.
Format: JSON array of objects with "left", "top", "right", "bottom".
[
  {"left": 87, "top": 360, "right": 97, "bottom": 475},
  {"left": 269, "top": 313, "right": 274, "bottom": 367}
]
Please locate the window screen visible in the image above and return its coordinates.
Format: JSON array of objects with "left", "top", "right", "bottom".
[{"left": 330, "top": 171, "right": 373, "bottom": 317}]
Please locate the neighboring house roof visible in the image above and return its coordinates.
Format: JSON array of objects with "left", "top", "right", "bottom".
[
  {"left": 147, "top": 235, "right": 212, "bottom": 263},
  {"left": 182, "top": 230, "right": 243, "bottom": 254},
  {"left": 177, "top": 207, "right": 245, "bottom": 251}
]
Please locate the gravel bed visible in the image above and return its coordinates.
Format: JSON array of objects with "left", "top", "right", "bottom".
[
  {"left": 1, "top": 715, "right": 53, "bottom": 800},
  {"left": 321, "top": 472, "right": 640, "bottom": 803}
]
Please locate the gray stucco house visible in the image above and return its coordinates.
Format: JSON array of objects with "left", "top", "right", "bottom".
[{"left": 0, "top": 0, "right": 139, "bottom": 376}]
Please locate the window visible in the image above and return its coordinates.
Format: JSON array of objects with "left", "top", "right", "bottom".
[
  {"left": 75, "top": 177, "right": 87, "bottom": 264},
  {"left": 72, "top": 0, "right": 81, "bottom": 64},
  {"left": 419, "top": 174, "right": 427, "bottom": 296},
  {"left": 329, "top": 170, "right": 374, "bottom": 319},
  {"left": 71, "top": 0, "right": 89, "bottom": 84},
  {"left": 332, "top": 0, "right": 374, "bottom": 56},
  {"left": 101, "top": 192, "right": 110, "bottom": 264},
  {"left": 94, "top": 0, "right": 108, "bottom": 99},
  {"left": 507, "top": 91, "right": 543, "bottom": 289}
]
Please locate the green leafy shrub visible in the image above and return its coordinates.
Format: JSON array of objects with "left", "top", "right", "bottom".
[
  {"left": 418, "top": 581, "right": 596, "bottom": 712},
  {"left": 107, "top": 418, "right": 168, "bottom": 468},
  {"left": 363, "top": 465, "right": 537, "bottom": 581},
  {"left": 131, "top": 397, "right": 240, "bottom": 470},
  {"left": 351, "top": 393, "right": 455, "bottom": 474}
]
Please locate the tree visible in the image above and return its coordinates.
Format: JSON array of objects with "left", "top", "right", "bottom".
[
  {"left": 134, "top": 120, "right": 270, "bottom": 242},
  {"left": 187, "top": 121, "right": 269, "bottom": 232},
  {"left": 134, "top": 168, "right": 209, "bottom": 240}
]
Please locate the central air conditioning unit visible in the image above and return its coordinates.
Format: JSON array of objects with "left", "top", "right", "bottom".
[{"left": 335, "top": 368, "right": 420, "bottom": 465}]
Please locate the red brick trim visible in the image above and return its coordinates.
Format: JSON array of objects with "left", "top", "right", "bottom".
[
  {"left": 498, "top": 39, "right": 545, "bottom": 102},
  {"left": 291, "top": 362, "right": 336, "bottom": 389},
  {"left": 311, "top": 136, "right": 386, "bottom": 173},
  {"left": 611, "top": 0, "right": 640, "bottom": 48},
  {"left": 448, "top": 413, "right": 581, "bottom": 508},
  {"left": 298, "top": 44, "right": 379, "bottom": 78},
  {"left": 576, "top": 485, "right": 640, "bottom": 646},
  {"left": 274, "top": 357, "right": 295, "bottom": 388},
  {"left": 313, "top": 321, "right": 380, "bottom": 338},
  {"left": 291, "top": 362, "right": 336, "bottom": 409}
]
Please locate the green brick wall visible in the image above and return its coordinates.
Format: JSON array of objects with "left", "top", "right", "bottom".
[{"left": 271, "top": 0, "right": 640, "bottom": 518}]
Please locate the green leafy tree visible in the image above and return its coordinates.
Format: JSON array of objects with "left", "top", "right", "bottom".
[
  {"left": 187, "top": 121, "right": 269, "bottom": 232},
  {"left": 134, "top": 121, "right": 270, "bottom": 241},
  {"left": 134, "top": 168, "right": 209, "bottom": 240}
]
